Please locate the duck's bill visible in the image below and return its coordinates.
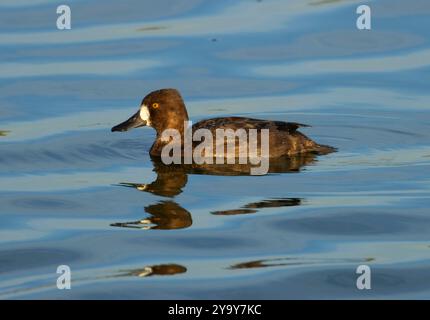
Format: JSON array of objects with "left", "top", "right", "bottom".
[{"left": 111, "top": 111, "right": 147, "bottom": 132}]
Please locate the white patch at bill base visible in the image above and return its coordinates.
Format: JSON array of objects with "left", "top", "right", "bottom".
[{"left": 140, "top": 105, "right": 151, "bottom": 126}]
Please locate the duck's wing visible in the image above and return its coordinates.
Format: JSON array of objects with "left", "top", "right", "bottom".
[
  {"left": 270, "top": 120, "right": 310, "bottom": 133},
  {"left": 191, "top": 117, "right": 335, "bottom": 157},
  {"left": 192, "top": 117, "right": 309, "bottom": 133}
]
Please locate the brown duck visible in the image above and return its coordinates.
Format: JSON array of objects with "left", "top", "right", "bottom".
[{"left": 111, "top": 88, "right": 334, "bottom": 158}]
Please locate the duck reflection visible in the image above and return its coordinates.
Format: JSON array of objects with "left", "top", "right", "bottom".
[
  {"left": 116, "top": 162, "right": 188, "bottom": 197},
  {"left": 111, "top": 154, "right": 318, "bottom": 230},
  {"left": 119, "top": 263, "right": 187, "bottom": 278},
  {"left": 211, "top": 198, "right": 301, "bottom": 215},
  {"left": 230, "top": 258, "right": 295, "bottom": 269},
  {"left": 111, "top": 201, "right": 192, "bottom": 230},
  {"left": 229, "top": 257, "right": 372, "bottom": 269},
  {"left": 0, "top": 130, "right": 9, "bottom": 137},
  {"left": 229, "top": 257, "right": 317, "bottom": 269},
  {"left": 101, "top": 263, "right": 187, "bottom": 280}
]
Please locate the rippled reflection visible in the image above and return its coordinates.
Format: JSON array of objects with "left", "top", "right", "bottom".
[
  {"left": 212, "top": 198, "right": 301, "bottom": 215},
  {"left": 115, "top": 154, "right": 317, "bottom": 196},
  {"left": 116, "top": 264, "right": 187, "bottom": 278},
  {"left": 116, "top": 161, "right": 188, "bottom": 197},
  {"left": 111, "top": 201, "right": 192, "bottom": 230},
  {"left": 0, "top": 130, "right": 9, "bottom": 137},
  {"left": 112, "top": 154, "right": 318, "bottom": 230},
  {"left": 229, "top": 257, "right": 374, "bottom": 269}
]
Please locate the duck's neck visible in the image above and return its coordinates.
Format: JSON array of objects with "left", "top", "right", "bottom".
[{"left": 151, "top": 118, "right": 190, "bottom": 157}]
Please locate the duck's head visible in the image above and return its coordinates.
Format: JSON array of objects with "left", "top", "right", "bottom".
[{"left": 111, "top": 88, "right": 189, "bottom": 135}]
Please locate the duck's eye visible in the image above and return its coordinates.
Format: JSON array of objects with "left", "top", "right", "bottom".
[{"left": 152, "top": 103, "right": 159, "bottom": 109}]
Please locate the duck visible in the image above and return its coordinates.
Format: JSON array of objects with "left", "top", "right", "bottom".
[{"left": 111, "top": 88, "right": 334, "bottom": 159}]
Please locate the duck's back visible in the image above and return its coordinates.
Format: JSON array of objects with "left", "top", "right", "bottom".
[{"left": 192, "top": 117, "right": 333, "bottom": 158}]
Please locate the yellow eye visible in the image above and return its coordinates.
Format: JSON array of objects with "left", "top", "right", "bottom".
[{"left": 152, "top": 103, "right": 159, "bottom": 109}]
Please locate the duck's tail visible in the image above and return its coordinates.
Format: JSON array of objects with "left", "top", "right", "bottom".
[
  {"left": 312, "top": 143, "right": 337, "bottom": 155},
  {"left": 296, "top": 131, "right": 336, "bottom": 155},
  {"left": 287, "top": 130, "right": 336, "bottom": 156}
]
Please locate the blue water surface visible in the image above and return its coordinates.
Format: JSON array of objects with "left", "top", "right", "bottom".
[{"left": 1, "top": 0, "right": 430, "bottom": 299}]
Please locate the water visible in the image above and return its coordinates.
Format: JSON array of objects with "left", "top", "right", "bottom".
[{"left": 1, "top": 0, "right": 430, "bottom": 299}]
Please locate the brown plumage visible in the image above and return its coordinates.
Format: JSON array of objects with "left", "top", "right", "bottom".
[{"left": 111, "top": 88, "right": 335, "bottom": 159}]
